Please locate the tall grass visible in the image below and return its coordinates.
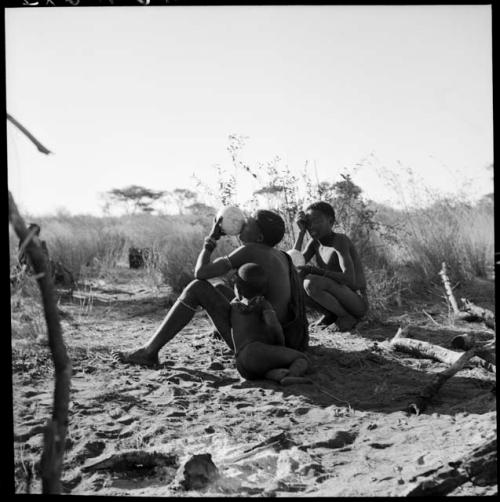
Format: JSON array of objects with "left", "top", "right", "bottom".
[
  {"left": 9, "top": 212, "right": 240, "bottom": 295},
  {"left": 379, "top": 197, "right": 494, "bottom": 286},
  {"left": 9, "top": 146, "right": 493, "bottom": 314}
]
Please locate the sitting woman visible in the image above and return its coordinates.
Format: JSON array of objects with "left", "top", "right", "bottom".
[{"left": 293, "top": 201, "right": 368, "bottom": 331}]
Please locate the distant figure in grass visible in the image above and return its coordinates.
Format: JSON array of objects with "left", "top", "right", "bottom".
[
  {"left": 293, "top": 201, "right": 368, "bottom": 331},
  {"left": 230, "top": 262, "right": 311, "bottom": 385},
  {"left": 113, "top": 209, "right": 308, "bottom": 367}
]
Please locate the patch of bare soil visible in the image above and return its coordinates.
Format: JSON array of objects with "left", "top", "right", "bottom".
[{"left": 11, "top": 270, "right": 496, "bottom": 496}]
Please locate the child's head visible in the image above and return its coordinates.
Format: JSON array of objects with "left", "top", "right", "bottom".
[
  {"left": 234, "top": 262, "right": 268, "bottom": 300},
  {"left": 304, "top": 201, "right": 336, "bottom": 239}
]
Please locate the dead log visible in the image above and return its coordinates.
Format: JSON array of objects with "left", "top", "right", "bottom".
[
  {"left": 450, "top": 335, "right": 496, "bottom": 369},
  {"left": 81, "top": 449, "right": 177, "bottom": 473},
  {"left": 9, "top": 191, "right": 71, "bottom": 494},
  {"left": 439, "top": 262, "right": 460, "bottom": 314},
  {"left": 474, "top": 346, "right": 496, "bottom": 367},
  {"left": 390, "top": 332, "right": 462, "bottom": 366},
  {"left": 438, "top": 262, "right": 495, "bottom": 329},
  {"left": 458, "top": 298, "right": 495, "bottom": 330},
  {"left": 451, "top": 333, "right": 476, "bottom": 350},
  {"left": 405, "top": 437, "right": 497, "bottom": 495},
  {"left": 391, "top": 330, "right": 495, "bottom": 373},
  {"left": 407, "top": 348, "right": 477, "bottom": 415}
]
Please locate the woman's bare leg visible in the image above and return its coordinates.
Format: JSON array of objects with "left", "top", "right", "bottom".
[{"left": 303, "top": 275, "right": 367, "bottom": 331}]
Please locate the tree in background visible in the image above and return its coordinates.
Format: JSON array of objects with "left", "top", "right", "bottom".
[
  {"left": 102, "top": 185, "right": 166, "bottom": 215},
  {"left": 167, "top": 188, "right": 198, "bottom": 215},
  {"left": 185, "top": 201, "right": 217, "bottom": 219}
]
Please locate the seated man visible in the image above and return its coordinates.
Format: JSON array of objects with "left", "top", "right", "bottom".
[
  {"left": 230, "top": 262, "right": 311, "bottom": 385},
  {"left": 293, "top": 201, "right": 368, "bottom": 331},
  {"left": 114, "top": 209, "right": 308, "bottom": 366}
]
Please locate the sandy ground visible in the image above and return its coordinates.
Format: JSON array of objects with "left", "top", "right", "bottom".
[{"left": 11, "top": 268, "right": 497, "bottom": 496}]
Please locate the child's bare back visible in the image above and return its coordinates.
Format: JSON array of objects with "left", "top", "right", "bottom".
[{"left": 230, "top": 263, "right": 311, "bottom": 385}]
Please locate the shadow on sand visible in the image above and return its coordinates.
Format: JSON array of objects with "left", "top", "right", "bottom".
[{"left": 226, "top": 342, "right": 496, "bottom": 416}]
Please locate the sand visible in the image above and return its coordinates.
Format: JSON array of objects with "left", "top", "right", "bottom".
[{"left": 11, "top": 269, "right": 497, "bottom": 496}]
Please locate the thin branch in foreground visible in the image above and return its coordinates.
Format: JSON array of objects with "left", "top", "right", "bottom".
[
  {"left": 7, "top": 113, "right": 52, "bottom": 155},
  {"left": 9, "top": 191, "right": 71, "bottom": 494}
]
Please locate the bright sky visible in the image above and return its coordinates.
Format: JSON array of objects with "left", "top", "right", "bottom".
[{"left": 5, "top": 5, "right": 493, "bottom": 216}]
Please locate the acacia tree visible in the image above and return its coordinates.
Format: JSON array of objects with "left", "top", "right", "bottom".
[
  {"left": 103, "top": 185, "right": 166, "bottom": 214},
  {"left": 167, "top": 188, "right": 198, "bottom": 215}
]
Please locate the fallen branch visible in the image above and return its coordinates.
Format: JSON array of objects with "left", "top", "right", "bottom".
[
  {"left": 458, "top": 298, "right": 495, "bottom": 330},
  {"left": 391, "top": 329, "right": 495, "bottom": 373},
  {"left": 390, "top": 331, "right": 462, "bottom": 366},
  {"left": 81, "top": 449, "right": 177, "bottom": 473},
  {"left": 438, "top": 262, "right": 495, "bottom": 330},
  {"left": 405, "top": 437, "right": 497, "bottom": 495},
  {"left": 7, "top": 113, "right": 52, "bottom": 154},
  {"left": 407, "top": 348, "right": 477, "bottom": 415},
  {"left": 439, "top": 262, "right": 460, "bottom": 314},
  {"left": 9, "top": 191, "right": 71, "bottom": 494}
]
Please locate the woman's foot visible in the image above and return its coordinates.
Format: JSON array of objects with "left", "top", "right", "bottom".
[
  {"left": 112, "top": 347, "right": 159, "bottom": 367},
  {"left": 311, "top": 312, "right": 338, "bottom": 328},
  {"left": 335, "top": 314, "right": 358, "bottom": 332},
  {"left": 288, "top": 357, "right": 309, "bottom": 377},
  {"left": 280, "top": 376, "right": 313, "bottom": 386},
  {"left": 265, "top": 368, "right": 290, "bottom": 382}
]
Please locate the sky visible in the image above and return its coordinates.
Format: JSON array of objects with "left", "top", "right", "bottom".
[{"left": 5, "top": 4, "right": 493, "bottom": 216}]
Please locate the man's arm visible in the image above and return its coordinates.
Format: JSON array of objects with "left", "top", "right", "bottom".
[
  {"left": 302, "top": 238, "right": 316, "bottom": 263},
  {"left": 195, "top": 243, "right": 253, "bottom": 280},
  {"left": 194, "top": 252, "right": 233, "bottom": 280},
  {"left": 293, "top": 211, "right": 315, "bottom": 262},
  {"left": 194, "top": 217, "right": 232, "bottom": 280}
]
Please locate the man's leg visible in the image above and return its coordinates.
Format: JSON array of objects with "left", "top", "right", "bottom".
[
  {"left": 114, "top": 279, "right": 232, "bottom": 366},
  {"left": 303, "top": 275, "right": 367, "bottom": 331}
]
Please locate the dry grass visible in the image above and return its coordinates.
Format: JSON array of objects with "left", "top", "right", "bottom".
[{"left": 8, "top": 192, "right": 493, "bottom": 314}]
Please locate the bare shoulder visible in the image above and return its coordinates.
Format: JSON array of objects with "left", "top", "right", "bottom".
[
  {"left": 227, "top": 244, "right": 255, "bottom": 266},
  {"left": 332, "top": 232, "right": 352, "bottom": 251}
]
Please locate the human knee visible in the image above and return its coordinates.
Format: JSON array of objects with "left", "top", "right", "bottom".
[
  {"left": 179, "top": 279, "right": 212, "bottom": 305},
  {"left": 303, "top": 275, "right": 323, "bottom": 297}
]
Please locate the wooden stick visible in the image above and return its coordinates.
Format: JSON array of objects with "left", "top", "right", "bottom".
[
  {"left": 407, "top": 348, "right": 477, "bottom": 415},
  {"left": 439, "top": 262, "right": 460, "bottom": 314},
  {"left": 9, "top": 191, "right": 71, "bottom": 494},
  {"left": 7, "top": 113, "right": 52, "bottom": 155}
]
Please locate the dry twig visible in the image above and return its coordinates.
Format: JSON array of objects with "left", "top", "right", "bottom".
[{"left": 9, "top": 191, "right": 71, "bottom": 494}]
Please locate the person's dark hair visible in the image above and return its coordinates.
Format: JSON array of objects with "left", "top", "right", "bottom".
[
  {"left": 28, "top": 223, "right": 41, "bottom": 236},
  {"left": 253, "top": 210, "right": 285, "bottom": 247},
  {"left": 306, "top": 201, "right": 336, "bottom": 222},
  {"left": 235, "top": 263, "right": 268, "bottom": 299}
]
